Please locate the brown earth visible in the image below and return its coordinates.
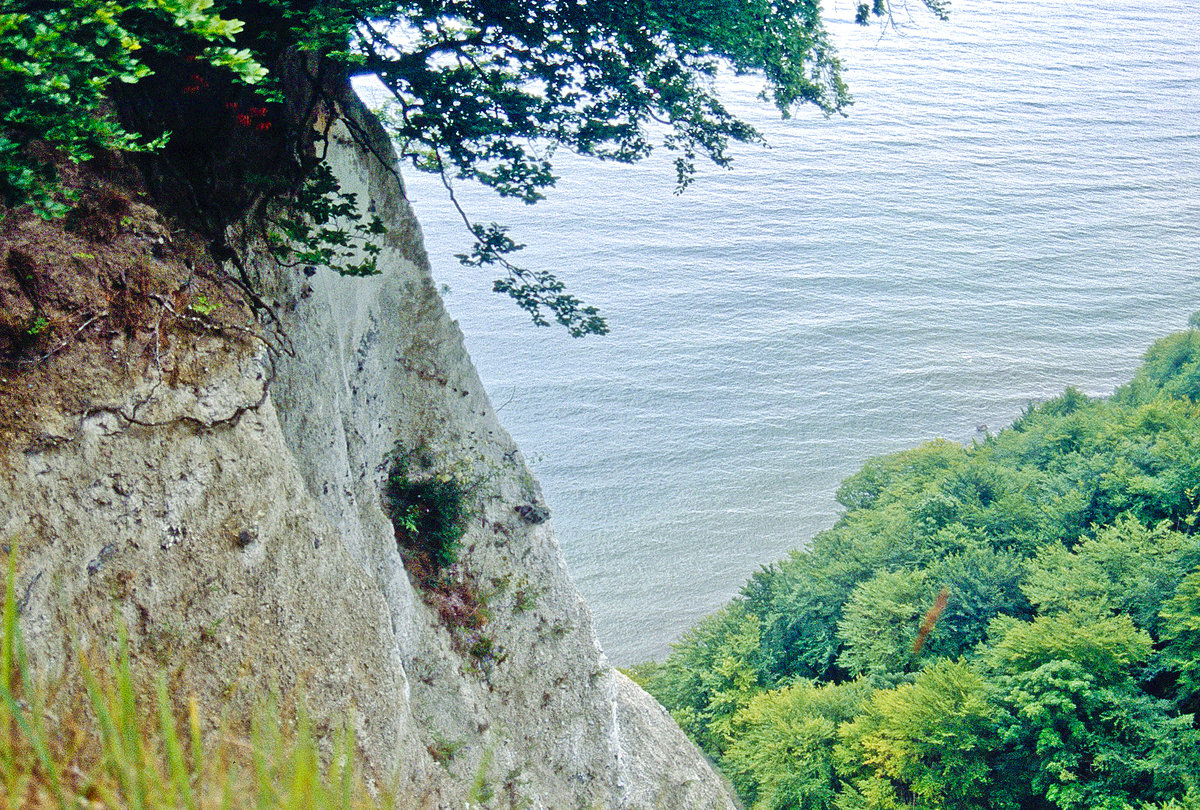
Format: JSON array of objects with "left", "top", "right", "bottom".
[{"left": 0, "top": 157, "right": 263, "bottom": 451}]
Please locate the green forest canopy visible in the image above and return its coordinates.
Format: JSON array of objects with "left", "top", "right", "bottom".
[
  {"left": 1, "top": 0, "right": 946, "bottom": 334},
  {"left": 630, "top": 325, "right": 1200, "bottom": 810}
]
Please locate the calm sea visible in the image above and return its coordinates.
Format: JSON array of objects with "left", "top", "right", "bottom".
[{"left": 389, "top": 0, "right": 1200, "bottom": 664}]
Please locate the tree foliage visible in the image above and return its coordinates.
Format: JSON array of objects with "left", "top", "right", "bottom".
[
  {"left": 642, "top": 326, "right": 1200, "bottom": 809},
  {"left": 985, "top": 612, "right": 1196, "bottom": 810},
  {"left": 638, "top": 602, "right": 763, "bottom": 757},
  {"left": 1022, "top": 517, "right": 1200, "bottom": 635},
  {"left": 724, "top": 679, "right": 871, "bottom": 810},
  {"left": 1, "top": 0, "right": 264, "bottom": 217},
  {"left": 312, "top": 0, "right": 943, "bottom": 332},
  {"left": 836, "top": 568, "right": 935, "bottom": 685},
  {"left": 837, "top": 661, "right": 1003, "bottom": 810},
  {"left": 1162, "top": 570, "right": 1200, "bottom": 711},
  {"left": 2, "top": 0, "right": 947, "bottom": 333}
]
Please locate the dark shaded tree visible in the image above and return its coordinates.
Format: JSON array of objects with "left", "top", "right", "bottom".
[{"left": 2, "top": 0, "right": 948, "bottom": 333}]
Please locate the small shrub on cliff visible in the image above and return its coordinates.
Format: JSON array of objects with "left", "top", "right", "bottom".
[
  {"left": 382, "top": 452, "right": 505, "bottom": 670},
  {"left": 383, "top": 453, "right": 468, "bottom": 577}
]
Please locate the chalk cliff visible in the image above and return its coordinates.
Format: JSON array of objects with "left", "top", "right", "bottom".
[{"left": 0, "top": 84, "right": 737, "bottom": 809}]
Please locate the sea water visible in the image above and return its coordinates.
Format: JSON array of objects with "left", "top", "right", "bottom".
[{"left": 390, "top": 0, "right": 1200, "bottom": 664}]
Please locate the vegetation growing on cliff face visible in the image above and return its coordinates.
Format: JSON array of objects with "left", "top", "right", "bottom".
[
  {"left": 0, "top": 556, "right": 395, "bottom": 809},
  {"left": 2, "top": 0, "right": 946, "bottom": 335},
  {"left": 382, "top": 450, "right": 506, "bottom": 673},
  {"left": 631, "top": 325, "right": 1200, "bottom": 810},
  {"left": 384, "top": 452, "right": 468, "bottom": 575}
]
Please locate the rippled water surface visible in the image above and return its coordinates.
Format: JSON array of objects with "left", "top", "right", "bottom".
[{"left": 389, "top": 0, "right": 1200, "bottom": 664}]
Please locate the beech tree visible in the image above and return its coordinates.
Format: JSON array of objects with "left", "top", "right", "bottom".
[
  {"left": 343, "top": 0, "right": 950, "bottom": 333},
  {"left": 2, "top": 0, "right": 947, "bottom": 334}
]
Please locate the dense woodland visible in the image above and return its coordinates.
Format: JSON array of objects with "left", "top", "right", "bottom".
[{"left": 631, "top": 326, "right": 1200, "bottom": 810}]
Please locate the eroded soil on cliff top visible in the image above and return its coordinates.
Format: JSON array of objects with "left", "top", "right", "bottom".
[{"left": 0, "top": 157, "right": 263, "bottom": 450}]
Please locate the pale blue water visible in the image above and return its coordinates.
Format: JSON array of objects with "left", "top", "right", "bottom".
[{"left": 387, "top": 0, "right": 1200, "bottom": 664}]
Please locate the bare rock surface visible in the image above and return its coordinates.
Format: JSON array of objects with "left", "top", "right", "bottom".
[{"left": 0, "top": 85, "right": 738, "bottom": 809}]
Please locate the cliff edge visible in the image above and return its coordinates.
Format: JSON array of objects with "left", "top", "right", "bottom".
[{"left": 0, "top": 85, "right": 737, "bottom": 808}]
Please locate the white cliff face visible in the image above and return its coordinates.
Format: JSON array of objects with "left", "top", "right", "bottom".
[
  {"left": 0, "top": 342, "right": 454, "bottom": 805},
  {"left": 0, "top": 86, "right": 738, "bottom": 809}
]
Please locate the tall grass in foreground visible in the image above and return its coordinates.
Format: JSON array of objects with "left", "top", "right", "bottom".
[{"left": 0, "top": 556, "right": 392, "bottom": 809}]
